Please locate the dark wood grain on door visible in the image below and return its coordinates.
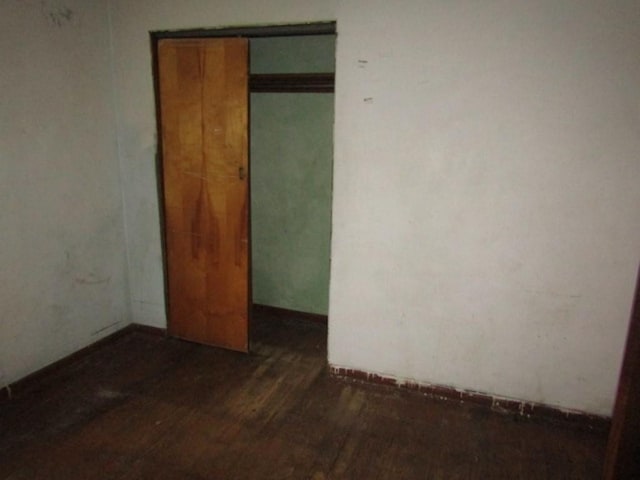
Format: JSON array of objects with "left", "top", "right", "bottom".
[{"left": 157, "top": 38, "right": 249, "bottom": 352}]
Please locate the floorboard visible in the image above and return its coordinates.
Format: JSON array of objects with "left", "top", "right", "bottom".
[{"left": 0, "top": 312, "right": 607, "bottom": 479}]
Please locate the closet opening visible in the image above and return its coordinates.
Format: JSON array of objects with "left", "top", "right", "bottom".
[{"left": 152, "top": 23, "right": 336, "bottom": 352}]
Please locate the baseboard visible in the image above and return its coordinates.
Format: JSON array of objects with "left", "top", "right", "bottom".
[
  {"left": 252, "top": 304, "right": 328, "bottom": 325},
  {"left": 1, "top": 323, "right": 166, "bottom": 402},
  {"left": 129, "top": 323, "right": 167, "bottom": 337},
  {"left": 330, "top": 366, "right": 611, "bottom": 432}
]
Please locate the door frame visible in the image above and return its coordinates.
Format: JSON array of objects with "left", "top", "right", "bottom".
[{"left": 150, "top": 22, "right": 337, "bottom": 343}]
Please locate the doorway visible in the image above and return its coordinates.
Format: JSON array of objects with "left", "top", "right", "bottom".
[
  {"left": 152, "top": 23, "right": 336, "bottom": 352},
  {"left": 249, "top": 34, "right": 335, "bottom": 333}
]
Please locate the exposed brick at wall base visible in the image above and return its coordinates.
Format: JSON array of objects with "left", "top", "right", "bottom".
[{"left": 330, "top": 366, "right": 611, "bottom": 433}]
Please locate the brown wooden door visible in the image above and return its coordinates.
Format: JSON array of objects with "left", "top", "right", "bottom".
[
  {"left": 157, "top": 38, "right": 249, "bottom": 352},
  {"left": 603, "top": 266, "right": 640, "bottom": 479}
]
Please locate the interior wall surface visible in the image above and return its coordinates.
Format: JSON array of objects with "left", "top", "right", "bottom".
[
  {"left": 250, "top": 35, "right": 335, "bottom": 315},
  {"left": 108, "top": 0, "right": 640, "bottom": 415},
  {"left": 0, "top": 0, "right": 130, "bottom": 385},
  {"left": 329, "top": 0, "right": 640, "bottom": 416}
]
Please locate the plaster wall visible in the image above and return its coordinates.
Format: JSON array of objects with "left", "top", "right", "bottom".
[
  {"left": 329, "top": 0, "right": 640, "bottom": 416},
  {"left": 250, "top": 36, "right": 335, "bottom": 315},
  {"left": 0, "top": 0, "right": 129, "bottom": 385},
  {"left": 108, "top": 0, "right": 640, "bottom": 415},
  {"left": 251, "top": 93, "right": 334, "bottom": 315}
]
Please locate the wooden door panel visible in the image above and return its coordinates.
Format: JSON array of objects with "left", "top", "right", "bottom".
[
  {"left": 604, "top": 266, "right": 640, "bottom": 479},
  {"left": 158, "top": 38, "right": 249, "bottom": 352}
]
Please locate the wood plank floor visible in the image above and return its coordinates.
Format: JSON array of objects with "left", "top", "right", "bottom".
[{"left": 0, "top": 312, "right": 607, "bottom": 479}]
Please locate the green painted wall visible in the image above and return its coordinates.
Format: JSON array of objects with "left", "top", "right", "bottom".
[
  {"left": 250, "top": 36, "right": 335, "bottom": 315},
  {"left": 250, "top": 35, "right": 336, "bottom": 74}
]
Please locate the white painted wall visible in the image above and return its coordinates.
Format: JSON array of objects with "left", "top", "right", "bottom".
[
  {"left": 0, "top": 0, "right": 129, "bottom": 385},
  {"left": 329, "top": 0, "right": 640, "bottom": 416},
  {"left": 109, "top": 0, "right": 640, "bottom": 416}
]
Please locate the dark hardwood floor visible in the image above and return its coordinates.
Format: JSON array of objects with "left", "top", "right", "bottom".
[{"left": 0, "top": 312, "right": 607, "bottom": 479}]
